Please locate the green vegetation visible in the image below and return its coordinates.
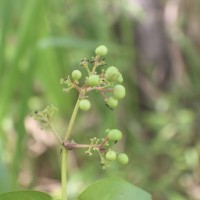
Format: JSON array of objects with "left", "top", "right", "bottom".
[{"left": 0, "top": 0, "right": 200, "bottom": 200}]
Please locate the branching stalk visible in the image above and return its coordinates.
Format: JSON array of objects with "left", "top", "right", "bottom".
[
  {"left": 48, "top": 123, "right": 63, "bottom": 144},
  {"left": 61, "top": 91, "right": 83, "bottom": 200},
  {"left": 63, "top": 136, "right": 109, "bottom": 151},
  {"left": 64, "top": 95, "right": 82, "bottom": 141}
]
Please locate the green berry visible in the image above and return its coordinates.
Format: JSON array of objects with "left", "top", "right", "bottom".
[
  {"left": 106, "top": 66, "right": 118, "bottom": 72},
  {"left": 105, "top": 66, "right": 120, "bottom": 82},
  {"left": 117, "top": 153, "right": 129, "bottom": 165},
  {"left": 88, "top": 74, "right": 100, "bottom": 86},
  {"left": 79, "top": 99, "right": 91, "bottom": 111},
  {"left": 95, "top": 45, "right": 108, "bottom": 56},
  {"left": 116, "top": 73, "right": 123, "bottom": 83},
  {"left": 106, "top": 97, "right": 118, "bottom": 109},
  {"left": 113, "top": 85, "right": 126, "bottom": 99},
  {"left": 107, "top": 129, "right": 122, "bottom": 141},
  {"left": 105, "top": 150, "right": 117, "bottom": 161},
  {"left": 72, "top": 70, "right": 82, "bottom": 80}
]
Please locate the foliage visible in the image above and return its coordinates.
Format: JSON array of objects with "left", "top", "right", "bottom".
[
  {"left": 0, "top": 191, "right": 52, "bottom": 200},
  {"left": 30, "top": 45, "right": 149, "bottom": 200},
  {"left": 78, "top": 177, "right": 151, "bottom": 200},
  {"left": 0, "top": 0, "right": 200, "bottom": 200}
]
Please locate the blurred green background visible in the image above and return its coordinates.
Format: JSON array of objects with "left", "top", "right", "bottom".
[{"left": 0, "top": 0, "right": 200, "bottom": 199}]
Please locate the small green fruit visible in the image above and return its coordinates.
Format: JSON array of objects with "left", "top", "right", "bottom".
[
  {"left": 106, "top": 97, "right": 118, "bottom": 109},
  {"left": 105, "top": 150, "right": 117, "bottom": 161},
  {"left": 79, "top": 99, "right": 91, "bottom": 111},
  {"left": 105, "top": 66, "right": 120, "bottom": 82},
  {"left": 107, "top": 129, "right": 122, "bottom": 141},
  {"left": 95, "top": 45, "right": 108, "bottom": 56},
  {"left": 88, "top": 74, "right": 100, "bottom": 86},
  {"left": 116, "top": 73, "right": 123, "bottom": 83},
  {"left": 72, "top": 70, "right": 82, "bottom": 80},
  {"left": 113, "top": 85, "right": 126, "bottom": 99},
  {"left": 117, "top": 153, "right": 129, "bottom": 165}
]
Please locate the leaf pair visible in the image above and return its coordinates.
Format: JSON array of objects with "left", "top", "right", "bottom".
[{"left": 0, "top": 177, "right": 151, "bottom": 200}]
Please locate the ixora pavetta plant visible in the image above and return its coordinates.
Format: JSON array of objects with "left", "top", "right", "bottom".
[{"left": 0, "top": 45, "right": 151, "bottom": 200}]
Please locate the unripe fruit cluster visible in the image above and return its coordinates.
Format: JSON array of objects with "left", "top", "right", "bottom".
[
  {"left": 103, "top": 129, "right": 128, "bottom": 165},
  {"left": 105, "top": 84, "right": 126, "bottom": 109},
  {"left": 105, "top": 66, "right": 122, "bottom": 83},
  {"left": 61, "top": 45, "right": 128, "bottom": 168},
  {"left": 103, "top": 65, "right": 125, "bottom": 109},
  {"left": 105, "top": 150, "right": 129, "bottom": 165},
  {"left": 64, "top": 45, "right": 126, "bottom": 111}
]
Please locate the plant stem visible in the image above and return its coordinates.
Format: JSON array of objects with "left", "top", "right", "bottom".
[
  {"left": 61, "top": 148, "right": 67, "bottom": 200},
  {"left": 98, "top": 136, "right": 109, "bottom": 149},
  {"left": 61, "top": 92, "right": 82, "bottom": 200},
  {"left": 63, "top": 137, "right": 108, "bottom": 150},
  {"left": 91, "top": 55, "right": 100, "bottom": 74},
  {"left": 64, "top": 96, "right": 81, "bottom": 140},
  {"left": 64, "top": 142, "right": 93, "bottom": 149},
  {"left": 48, "top": 123, "right": 63, "bottom": 144}
]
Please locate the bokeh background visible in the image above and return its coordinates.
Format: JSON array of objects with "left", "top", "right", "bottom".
[{"left": 0, "top": 0, "right": 200, "bottom": 199}]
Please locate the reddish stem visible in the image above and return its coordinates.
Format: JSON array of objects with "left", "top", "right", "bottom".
[
  {"left": 63, "top": 136, "right": 109, "bottom": 151},
  {"left": 98, "top": 136, "right": 109, "bottom": 150}
]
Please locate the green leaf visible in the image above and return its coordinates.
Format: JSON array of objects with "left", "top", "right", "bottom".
[
  {"left": 0, "top": 191, "right": 52, "bottom": 200},
  {"left": 78, "top": 177, "right": 151, "bottom": 200},
  {"left": 0, "top": 159, "right": 10, "bottom": 193}
]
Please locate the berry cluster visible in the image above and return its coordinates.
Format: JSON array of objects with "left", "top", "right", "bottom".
[
  {"left": 61, "top": 45, "right": 126, "bottom": 110},
  {"left": 33, "top": 45, "right": 129, "bottom": 169},
  {"left": 101, "top": 129, "right": 129, "bottom": 168},
  {"left": 74, "top": 128, "right": 129, "bottom": 169},
  {"left": 63, "top": 45, "right": 128, "bottom": 168}
]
